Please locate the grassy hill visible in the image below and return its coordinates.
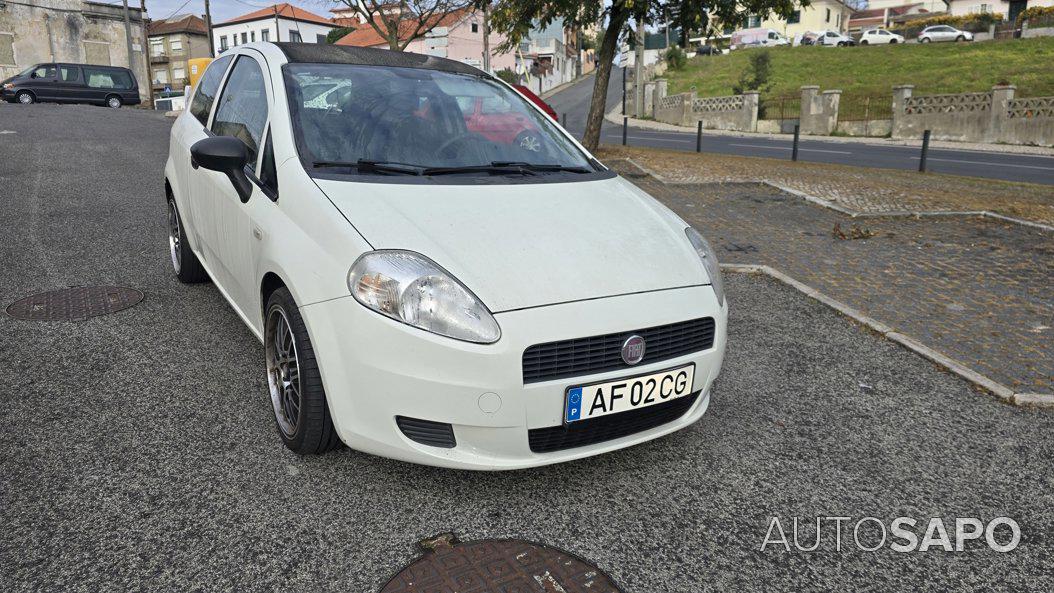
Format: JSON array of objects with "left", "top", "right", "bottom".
[{"left": 665, "top": 37, "right": 1054, "bottom": 99}]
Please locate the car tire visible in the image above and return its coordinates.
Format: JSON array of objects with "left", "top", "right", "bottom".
[
  {"left": 890, "top": 39, "right": 898, "bottom": 44},
  {"left": 16, "top": 90, "right": 34, "bottom": 105},
  {"left": 921, "top": 37, "right": 931, "bottom": 43},
  {"left": 956, "top": 35, "right": 965, "bottom": 42},
  {"left": 106, "top": 94, "right": 122, "bottom": 109},
  {"left": 264, "top": 287, "right": 341, "bottom": 455},
  {"left": 860, "top": 40, "right": 868, "bottom": 45},
  {"left": 167, "top": 195, "right": 210, "bottom": 283}
]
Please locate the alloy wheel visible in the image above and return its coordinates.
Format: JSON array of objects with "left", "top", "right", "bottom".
[
  {"left": 18, "top": 92, "right": 32, "bottom": 104},
  {"left": 107, "top": 96, "right": 121, "bottom": 108},
  {"left": 266, "top": 307, "right": 302, "bottom": 439},
  {"left": 167, "top": 200, "right": 182, "bottom": 273}
]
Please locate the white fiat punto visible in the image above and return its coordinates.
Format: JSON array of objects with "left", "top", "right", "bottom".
[{"left": 164, "top": 43, "right": 727, "bottom": 470}]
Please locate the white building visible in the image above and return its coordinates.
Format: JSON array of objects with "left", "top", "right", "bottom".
[
  {"left": 211, "top": 3, "right": 336, "bottom": 55},
  {"left": 946, "top": 0, "right": 1053, "bottom": 19}
]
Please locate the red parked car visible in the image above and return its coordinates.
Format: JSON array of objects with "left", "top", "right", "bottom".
[{"left": 513, "top": 84, "right": 558, "bottom": 120}]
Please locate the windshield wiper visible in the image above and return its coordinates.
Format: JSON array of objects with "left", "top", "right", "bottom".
[
  {"left": 421, "top": 163, "right": 538, "bottom": 177},
  {"left": 490, "top": 161, "right": 593, "bottom": 173},
  {"left": 313, "top": 159, "right": 425, "bottom": 175}
]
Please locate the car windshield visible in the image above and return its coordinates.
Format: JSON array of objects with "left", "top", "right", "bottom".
[{"left": 284, "top": 63, "right": 595, "bottom": 175}]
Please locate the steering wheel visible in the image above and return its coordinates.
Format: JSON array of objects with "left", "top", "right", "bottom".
[{"left": 434, "top": 133, "right": 476, "bottom": 160}]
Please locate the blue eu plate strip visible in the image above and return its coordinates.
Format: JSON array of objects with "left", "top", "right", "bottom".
[{"left": 566, "top": 387, "right": 583, "bottom": 422}]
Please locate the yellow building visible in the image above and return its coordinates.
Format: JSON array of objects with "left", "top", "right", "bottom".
[{"left": 754, "top": 0, "right": 855, "bottom": 36}]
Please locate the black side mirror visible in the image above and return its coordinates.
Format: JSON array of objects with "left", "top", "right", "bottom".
[{"left": 191, "top": 136, "right": 253, "bottom": 203}]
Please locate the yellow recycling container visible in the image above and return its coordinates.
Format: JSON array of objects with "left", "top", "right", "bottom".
[{"left": 187, "top": 58, "right": 213, "bottom": 89}]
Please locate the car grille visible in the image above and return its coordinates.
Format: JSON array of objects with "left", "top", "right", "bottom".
[
  {"left": 528, "top": 391, "right": 700, "bottom": 453},
  {"left": 522, "top": 317, "right": 716, "bottom": 384}
]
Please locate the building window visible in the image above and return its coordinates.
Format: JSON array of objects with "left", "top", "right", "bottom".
[
  {"left": 788, "top": 10, "right": 801, "bottom": 24},
  {"left": 289, "top": 30, "right": 302, "bottom": 42},
  {"left": 251, "top": 31, "right": 256, "bottom": 42},
  {"left": 149, "top": 38, "right": 164, "bottom": 56},
  {"left": 0, "top": 32, "right": 13, "bottom": 66},
  {"left": 172, "top": 66, "right": 185, "bottom": 81},
  {"left": 241, "top": 32, "right": 248, "bottom": 44},
  {"left": 826, "top": 8, "right": 831, "bottom": 22},
  {"left": 169, "top": 36, "right": 183, "bottom": 52},
  {"left": 153, "top": 68, "right": 168, "bottom": 84},
  {"left": 471, "top": 23, "right": 479, "bottom": 33},
  {"left": 261, "top": 29, "right": 270, "bottom": 42},
  {"left": 220, "top": 35, "right": 229, "bottom": 50},
  {"left": 316, "top": 33, "right": 327, "bottom": 43}
]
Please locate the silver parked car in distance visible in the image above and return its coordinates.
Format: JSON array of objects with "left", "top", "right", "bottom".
[{"left": 918, "top": 25, "right": 974, "bottom": 43}]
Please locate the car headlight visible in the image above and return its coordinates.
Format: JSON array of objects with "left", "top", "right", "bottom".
[
  {"left": 685, "top": 227, "right": 725, "bottom": 306},
  {"left": 348, "top": 250, "right": 500, "bottom": 344},
  {"left": 2, "top": 83, "right": 13, "bottom": 90}
]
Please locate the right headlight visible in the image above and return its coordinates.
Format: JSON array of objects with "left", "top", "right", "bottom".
[
  {"left": 348, "top": 250, "right": 501, "bottom": 344},
  {"left": 685, "top": 227, "right": 725, "bottom": 307}
]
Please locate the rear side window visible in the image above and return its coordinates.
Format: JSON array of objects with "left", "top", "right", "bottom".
[
  {"left": 211, "top": 56, "right": 269, "bottom": 173},
  {"left": 84, "top": 68, "right": 133, "bottom": 89},
  {"left": 60, "top": 66, "right": 81, "bottom": 82},
  {"left": 189, "top": 54, "right": 234, "bottom": 126}
]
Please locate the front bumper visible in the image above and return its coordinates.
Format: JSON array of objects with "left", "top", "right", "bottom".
[{"left": 301, "top": 284, "right": 727, "bottom": 470}]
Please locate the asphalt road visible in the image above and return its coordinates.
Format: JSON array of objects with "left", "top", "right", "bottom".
[
  {"left": 2, "top": 104, "right": 1053, "bottom": 592},
  {"left": 546, "top": 68, "right": 1054, "bottom": 185}
]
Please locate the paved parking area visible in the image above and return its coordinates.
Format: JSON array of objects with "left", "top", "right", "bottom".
[
  {"left": 601, "top": 153, "right": 1054, "bottom": 395},
  {"left": 2, "top": 105, "right": 1053, "bottom": 592}
]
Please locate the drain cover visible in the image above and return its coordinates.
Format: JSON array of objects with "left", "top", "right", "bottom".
[
  {"left": 381, "top": 533, "right": 623, "bottom": 593},
  {"left": 6, "top": 286, "right": 143, "bottom": 321}
]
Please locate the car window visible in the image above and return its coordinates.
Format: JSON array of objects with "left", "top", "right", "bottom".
[
  {"left": 259, "top": 130, "right": 279, "bottom": 196},
  {"left": 32, "top": 65, "right": 56, "bottom": 79},
  {"left": 284, "top": 63, "right": 593, "bottom": 174},
  {"left": 879, "top": 30, "right": 889, "bottom": 35},
  {"left": 59, "top": 66, "right": 81, "bottom": 82},
  {"left": 84, "top": 68, "right": 133, "bottom": 89},
  {"left": 211, "top": 56, "right": 269, "bottom": 174},
  {"left": 189, "top": 54, "right": 234, "bottom": 127}
]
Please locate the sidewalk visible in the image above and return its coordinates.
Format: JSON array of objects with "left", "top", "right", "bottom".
[
  {"left": 598, "top": 145, "right": 1054, "bottom": 227},
  {"left": 605, "top": 102, "right": 1054, "bottom": 157}
]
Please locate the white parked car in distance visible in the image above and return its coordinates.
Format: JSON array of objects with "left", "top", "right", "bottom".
[
  {"left": 858, "top": 28, "right": 905, "bottom": 45},
  {"left": 918, "top": 25, "right": 974, "bottom": 43},
  {"left": 815, "top": 30, "right": 856, "bottom": 46},
  {"left": 164, "top": 43, "right": 728, "bottom": 470}
]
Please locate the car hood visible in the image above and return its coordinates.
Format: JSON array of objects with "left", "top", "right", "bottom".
[{"left": 316, "top": 175, "right": 708, "bottom": 313}]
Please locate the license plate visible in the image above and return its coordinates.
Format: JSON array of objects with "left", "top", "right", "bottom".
[{"left": 564, "top": 364, "right": 695, "bottom": 423}]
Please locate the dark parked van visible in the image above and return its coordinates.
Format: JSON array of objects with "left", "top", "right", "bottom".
[{"left": 1, "top": 63, "right": 141, "bottom": 108}]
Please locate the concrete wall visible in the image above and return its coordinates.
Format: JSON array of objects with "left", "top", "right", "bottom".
[
  {"left": 800, "top": 86, "right": 841, "bottom": 135},
  {"left": 835, "top": 119, "right": 893, "bottom": 136},
  {"left": 653, "top": 84, "right": 759, "bottom": 131},
  {"left": 0, "top": 0, "right": 150, "bottom": 100},
  {"left": 892, "top": 84, "right": 1054, "bottom": 146}
]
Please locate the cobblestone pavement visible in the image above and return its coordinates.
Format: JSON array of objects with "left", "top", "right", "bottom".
[
  {"left": 598, "top": 146, "right": 1054, "bottom": 225},
  {"left": 604, "top": 158, "right": 1054, "bottom": 394}
]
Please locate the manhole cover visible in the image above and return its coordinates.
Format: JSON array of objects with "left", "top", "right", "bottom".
[
  {"left": 381, "top": 533, "right": 623, "bottom": 593},
  {"left": 5, "top": 286, "right": 143, "bottom": 321}
]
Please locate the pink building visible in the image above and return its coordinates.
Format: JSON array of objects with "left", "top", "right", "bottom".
[{"left": 334, "top": 8, "right": 516, "bottom": 72}]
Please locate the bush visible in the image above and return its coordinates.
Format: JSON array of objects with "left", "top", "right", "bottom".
[
  {"left": 1018, "top": 6, "right": 1054, "bottom": 26},
  {"left": 494, "top": 68, "right": 518, "bottom": 85},
  {"left": 325, "top": 27, "right": 356, "bottom": 44},
  {"left": 664, "top": 45, "right": 688, "bottom": 70},
  {"left": 732, "top": 50, "right": 771, "bottom": 95}
]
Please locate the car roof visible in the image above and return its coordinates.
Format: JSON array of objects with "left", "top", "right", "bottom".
[{"left": 273, "top": 42, "right": 487, "bottom": 77}]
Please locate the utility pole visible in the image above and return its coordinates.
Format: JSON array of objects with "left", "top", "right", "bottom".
[
  {"left": 204, "top": 0, "right": 215, "bottom": 57},
  {"left": 121, "top": 0, "right": 135, "bottom": 73},
  {"left": 140, "top": 0, "right": 154, "bottom": 105},
  {"left": 634, "top": 14, "right": 645, "bottom": 117},
  {"left": 481, "top": 2, "right": 491, "bottom": 73}
]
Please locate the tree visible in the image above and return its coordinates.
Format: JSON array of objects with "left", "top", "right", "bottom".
[
  {"left": 333, "top": 0, "right": 473, "bottom": 51},
  {"left": 326, "top": 26, "right": 356, "bottom": 44},
  {"left": 488, "top": 0, "right": 803, "bottom": 151}
]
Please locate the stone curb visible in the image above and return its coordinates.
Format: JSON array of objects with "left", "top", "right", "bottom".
[
  {"left": 607, "top": 156, "right": 1054, "bottom": 233},
  {"left": 721, "top": 264, "right": 1054, "bottom": 408}
]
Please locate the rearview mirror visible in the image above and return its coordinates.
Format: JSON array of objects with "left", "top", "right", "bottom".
[{"left": 191, "top": 136, "right": 253, "bottom": 203}]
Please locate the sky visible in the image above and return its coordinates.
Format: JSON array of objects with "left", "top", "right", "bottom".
[{"left": 144, "top": 0, "right": 342, "bottom": 24}]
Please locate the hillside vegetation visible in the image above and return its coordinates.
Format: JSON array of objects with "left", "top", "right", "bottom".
[{"left": 665, "top": 37, "right": 1054, "bottom": 99}]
